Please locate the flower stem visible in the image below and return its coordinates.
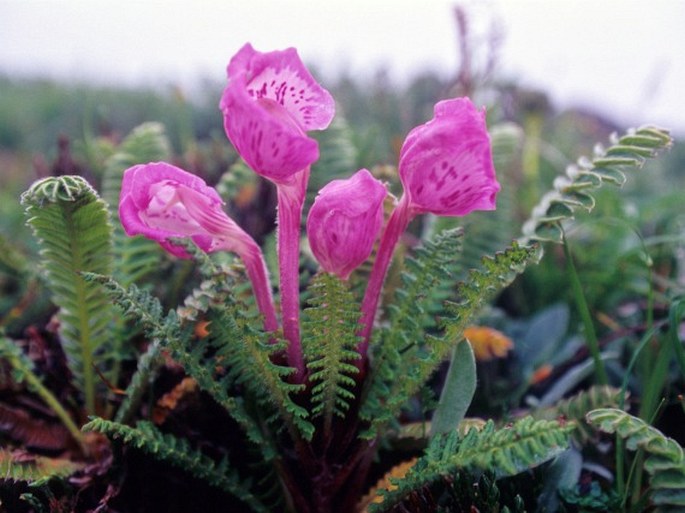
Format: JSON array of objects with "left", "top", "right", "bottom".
[
  {"left": 276, "top": 168, "right": 309, "bottom": 379},
  {"left": 241, "top": 240, "right": 279, "bottom": 332},
  {"left": 358, "top": 195, "right": 414, "bottom": 360}
]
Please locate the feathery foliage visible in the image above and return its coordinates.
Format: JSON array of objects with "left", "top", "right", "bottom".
[
  {"left": 532, "top": 385, "right": 624, "bottom": 444},
  {"left": 85, "top": 271, "right": 271, "bottom": 453},
  {"left": 80, "top": 273, "right": 166, "bottom": 423},
  {"left": 369, "top": 416, "right": 572, "bottom": 512},
  {"left": 360, "top": 228, "right": 463, "bottom": 435},
  {"left": 21, "top": 175, "right": 114, "bottom": 415},
  {"left": 521, "top": 126, "right": 673, "bottom": 246},
  {"left": 441, "top": 241, "right": 540, "bottom": 343},
  {"left": 82, "top": 417, "right": 269, "bottom": 513},
  {"left": 302, "top": 273, "right": 361, "bottom": 432},
  {"left": 586, "top": 408, "right": 685, "bottom": 512},
  {"left": 177, "top": 247, "right": 313, "bottom": 441},
  {"left": 0, "top": 448, "right": 84, "bottom": 485},
  {"left": 361, "top": 241, "right": 539, "bottom": 438}
]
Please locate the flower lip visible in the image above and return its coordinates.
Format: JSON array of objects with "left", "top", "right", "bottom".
[
  {"left": 220, "top": 43, "right": 335, "bottom": 184},
  {"left": 399, "top": 97, "right": 500, "bottom": 217}
]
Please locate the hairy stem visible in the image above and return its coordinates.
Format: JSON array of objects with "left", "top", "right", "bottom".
[
  {"left": 358, "top": 194, "right": 414, "bottom": 360},
  {"left": 276, "top": 168, "right": 309, "bottom": 380}
]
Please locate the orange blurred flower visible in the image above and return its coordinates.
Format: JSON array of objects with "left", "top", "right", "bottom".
[
  {"left": 529, "top": 364, "right": 554, "bottom": 385},
  {"left": 464, "top": 326, "right": 513, "bottom": 362}
]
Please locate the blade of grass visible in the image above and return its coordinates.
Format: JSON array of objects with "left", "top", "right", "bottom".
[{"left": 562, "top": 230, "right": 608, "bottom": 385}]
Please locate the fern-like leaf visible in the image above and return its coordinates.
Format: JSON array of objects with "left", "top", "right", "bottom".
[
  {"left": 360, "top": 229, "right": 463, "bottom": 435},
  {"left": 532, "top": 385, "right": 624, "bottom": 444},
  {"left": 181, "top": 253, "right": 313, "bottom": 441},
  {"left": 361, "top": 241, "right": 538, "bottom": 438},
  {"left": 370, "top": 416, "right": 572, "bottom": 512},
  {"left": 0, "top": 448, "right": 84, "bottom": 485},
  {"left": 21, "top": 175, "right": 114, "bottom": 415},
  {"left": 586, "top": 408, "right": 685, "bottom": 512},
  {"left": 520, "top": 126, "right": 672, "bottom": 246},
  {"left": 88, "top": 271, "right": 276, "bottom": 456},
  {"left": 441, "top": 241, "right": 539, "bottom": 343},
  {"left": 82, "top": 417, "right": 268, "bottom": 513},
  {"left": 302, "top": 273, "right": 361, "bottom": 433},
  {"left": 163, "top": 242, "right": 313, "bottom": 443}
]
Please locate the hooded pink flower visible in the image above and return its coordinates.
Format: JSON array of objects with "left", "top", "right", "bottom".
[
  {"left": 119, "top": 161, "right": 278, "bottom": 332},
  {"left": 399, "top": 98, "right": 499, "bottom": 216},
  {"left": 307, "top": 169, "right": 387, "bottom": 280},
  {"left": 119, "top": 162, "right": 249, "bottom": 258},
  {"left": 358, "top": 97, "right": 500, "bottom": 358},
  {"left": 220, "top": 43, "right": 335, "bottom": 185}
]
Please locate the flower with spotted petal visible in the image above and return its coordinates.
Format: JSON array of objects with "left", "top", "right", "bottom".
[
  {"left": 220, "top": 43, "right": 335, "bottom": 185},
  {"left": 358, "top": 97, "right": 500, "bottom": 358},
  {"left": 220, "top": 43, "right": 335, "bottom": 378},
  {"left": 399, "top": 98, "right": 499, "bottom": 216}
]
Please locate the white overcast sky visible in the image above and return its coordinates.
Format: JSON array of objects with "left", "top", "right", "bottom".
[{"left": 1, "top": 0, "right": 683, "bottom": 134}]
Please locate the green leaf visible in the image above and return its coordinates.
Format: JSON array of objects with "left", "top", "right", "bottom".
[
  {"left": 0, "top": 447, "right": 84, "bottom": 485},
  {"left": 171, "top": 245, "right": 313, "bottom": 443},
  {"left": 586, "top": 408, "right": 685, "bottom": 511},
  {"left": 21, "top": 175, "right": 114, "bottom": 415},
  {"left": 83, "top": 418, "right": 268, "bottom": 513},
  {"left": 430, "top": 340, "right": 476, "bottom": 437},
  {"left": 371, "top": 417, "right": 572, "bottom": 512},
  {"left": 302, "top": 273, "right": 361, "bottom": 434},
  {"left": 361, "top": 241, "right": 538, "bottom": 439},
  {"left": 360, "top": 228, "right": 464, "bottom": 436},
  {"left": 521, "top": 126, "right": 672, "bottom": 245}
]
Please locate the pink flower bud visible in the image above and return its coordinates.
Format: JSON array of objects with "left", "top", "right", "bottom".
[
  {"left": 399, "top": 98, "right": 500, "bottom": 216},
  {"left": 119, "top": 162, "right": 249, "bottom": 258},
  {"left": 220, "top": 43, "right": 335, "bottom": 185},
  {"left": 307, "top": 169, "right": 386, "bottom": 280}
]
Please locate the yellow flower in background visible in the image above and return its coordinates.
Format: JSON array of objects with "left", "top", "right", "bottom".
[{"left": 464, "top": 326, "right": 513, "bottom": 362}]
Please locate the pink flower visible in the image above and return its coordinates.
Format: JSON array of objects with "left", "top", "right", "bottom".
[
  {"left": 358, "top": 97, "right": 500, "bottom": 362},
  {"left": 220, "top": 43, "right": 335, "bottom": 185},
  {"left": 119, "top": 162, "right": 278, "bottom": 332},
  {"left": 399, "top": 98, "right": 499, "bottom": 216},
  {"left": 307, "top": 169, "right": 387, "bottom": 280},
  {"left": 119, "top": 162, "right": 247, "bottom": 257}
]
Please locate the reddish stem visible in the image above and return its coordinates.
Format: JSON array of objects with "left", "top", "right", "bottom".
[
  {"left": 240, "top": 240, "right": 279, "bottom": 333},
  {"left": 276, "top": 168, "right": 309, "bottom": 380},
  {"left": 358, "top": 194, "right": 414, "bottom": 361}
]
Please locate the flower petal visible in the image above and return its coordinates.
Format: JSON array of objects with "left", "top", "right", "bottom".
[
  {"left": 229, "top": 43, "right": 334, "bottom": 131},
  {"left": 399, "top": 98, "right": 500, "bottom": 216}
]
